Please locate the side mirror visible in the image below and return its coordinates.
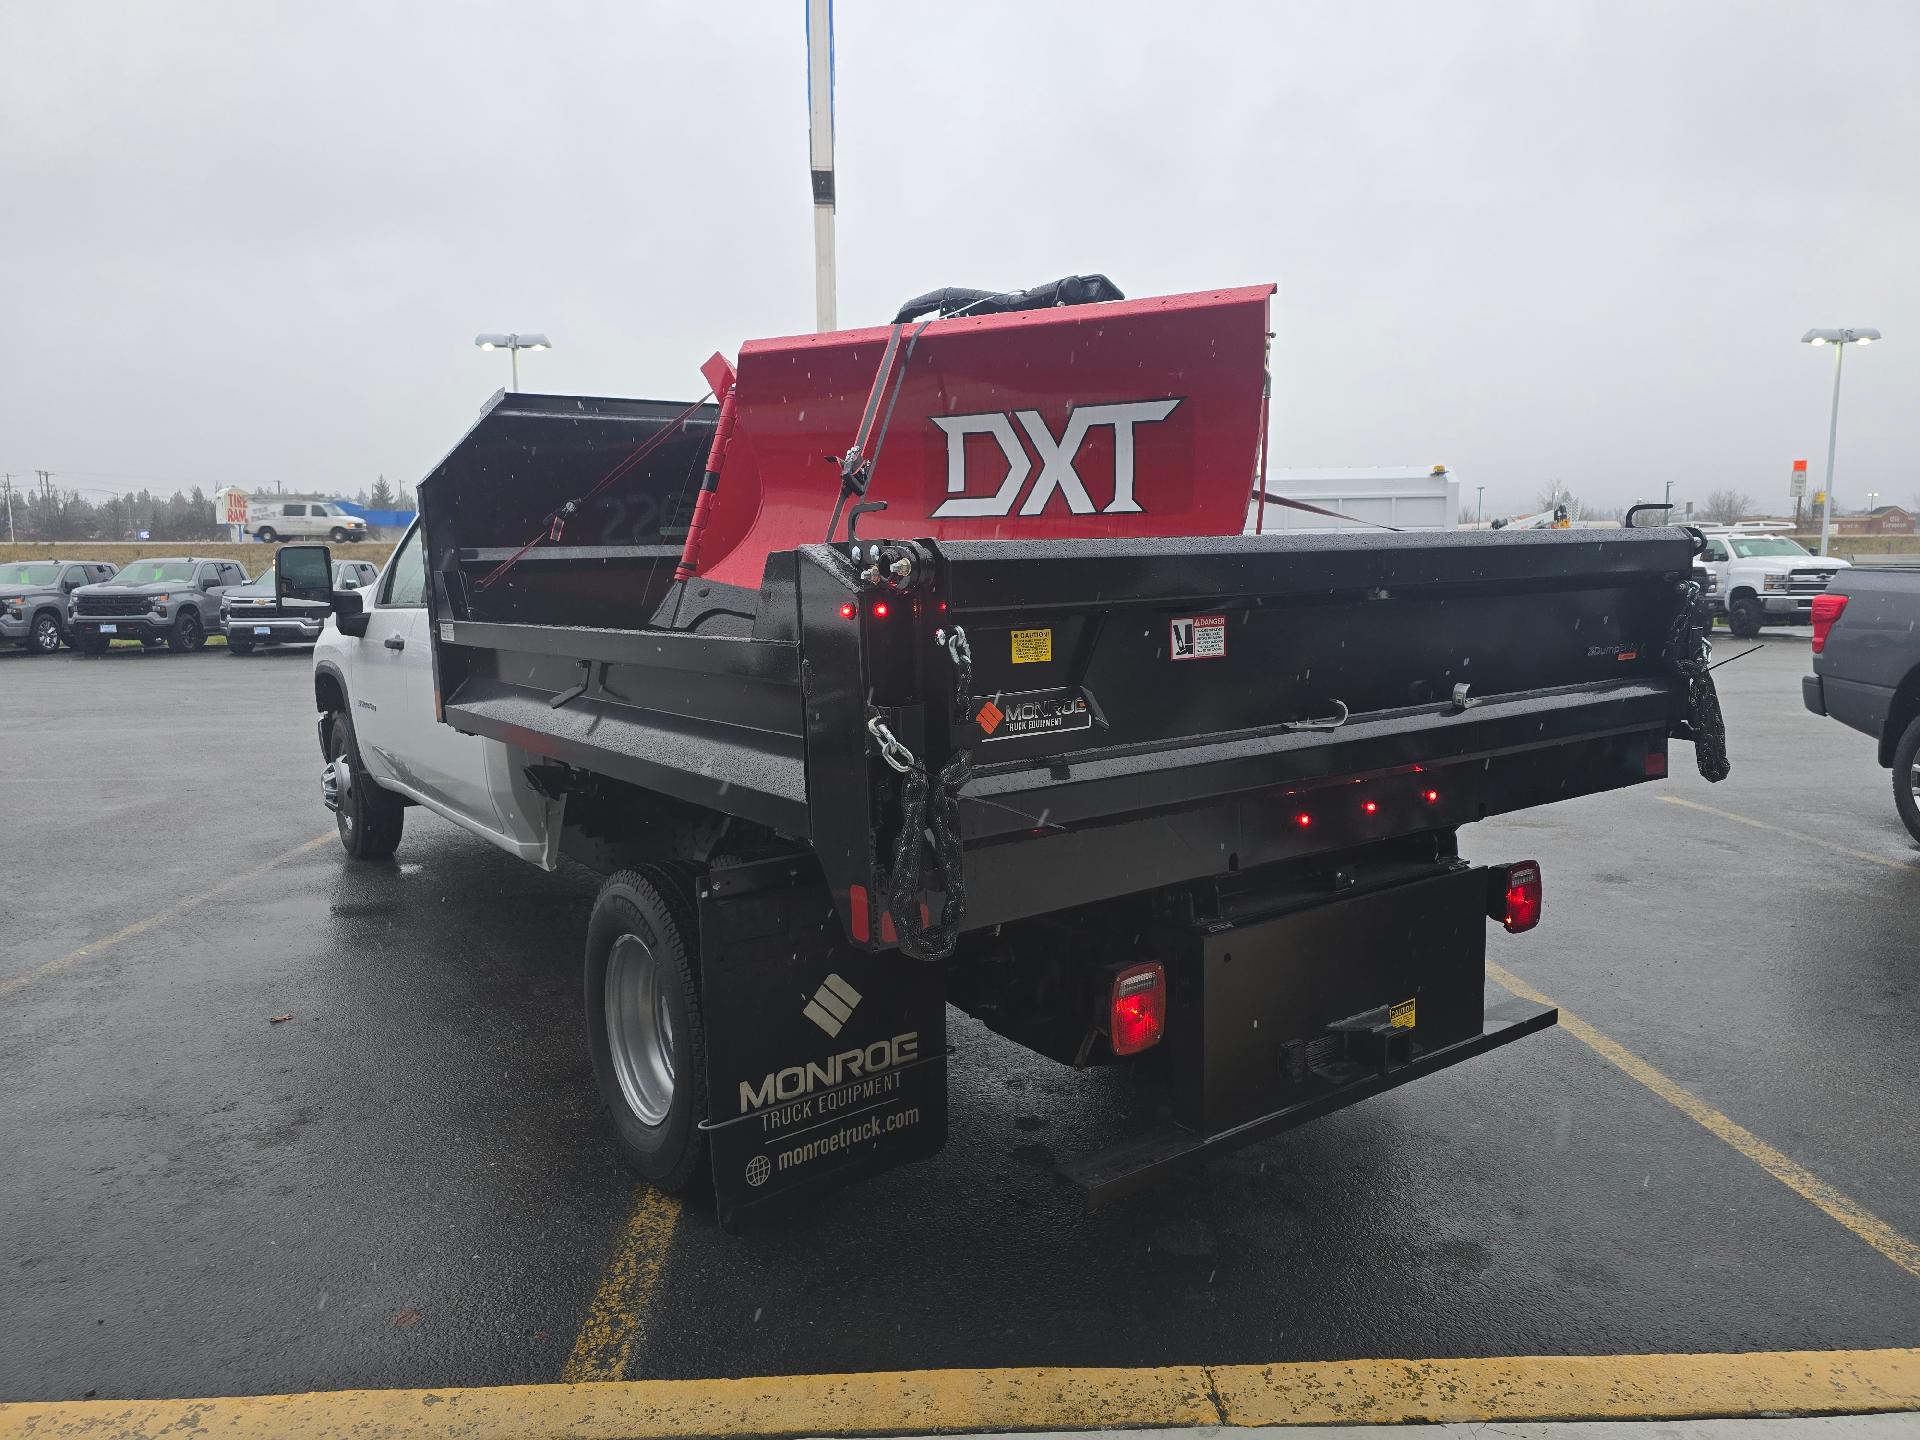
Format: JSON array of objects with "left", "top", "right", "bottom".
[
  {"left": 332, "top": 587, "right": 370, "bottom": 639},
  {"left": 276, "top": 544, "right": 333, "bottom": 605}
]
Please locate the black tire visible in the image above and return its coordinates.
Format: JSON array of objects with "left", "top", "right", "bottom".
[
  {"left": 227, "top": 633, "right": 255, "bottom": 655},
  {"left": 1893, "top": 714, "right": 1920, "bottom": 847},
  {"left": 255, "top": 526, "right": 277, "bottom": 544},
  {"left": 28, "top": 612, "right": 64, "bottom": 655},
  {"left": 583, "top": 867, "right": 708, "bottom": 1193},
  {"left": 324, "top": 709, "right": 405, "bottom": 860},
  {"left": 140, "top": 637, "right": 166, "bottom": 651},
  {"left": 329, "top": 526, "right": 349, "bottom": 543},
  {"left": 75, "top": 633, "right": 110, "bottom": 655},
  {"left": 168, "top": 610, "right": 204, "bottom": 653},
  {"left": 1728, "top": 597, "right": 1764, "bottom": 639}
]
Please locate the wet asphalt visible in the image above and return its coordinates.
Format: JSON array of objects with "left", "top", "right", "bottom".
[{"left": 2, "top": 631, "right": 1918, "bottom": 1402}]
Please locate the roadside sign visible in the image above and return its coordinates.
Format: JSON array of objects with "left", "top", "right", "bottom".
[{"left": 1789, "top": 460, "right": 1807, "bottom": 500}]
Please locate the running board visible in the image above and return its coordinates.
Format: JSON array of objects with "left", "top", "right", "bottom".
[{"left": 1057, "top": 997, "right": 1557, "bottom": 1202}]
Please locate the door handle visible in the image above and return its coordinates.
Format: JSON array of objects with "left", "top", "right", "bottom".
[{"left": 384, "top": 635, "right": 406, "bottom": 651}]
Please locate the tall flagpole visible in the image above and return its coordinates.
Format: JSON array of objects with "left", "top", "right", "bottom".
[{"left": 806, "top": 0, "right": 837, "bottom": 332}]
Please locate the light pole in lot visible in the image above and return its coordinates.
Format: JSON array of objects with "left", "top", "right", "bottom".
[
  {"left": 474, "top": 333, "right": 551, "bottom": 392},
  {"left": 1475, "top": 484, "right": 1484, "bottom": 525},
  {"left": 1801, "top": 326, "right": 1882, "bottom": 557}
]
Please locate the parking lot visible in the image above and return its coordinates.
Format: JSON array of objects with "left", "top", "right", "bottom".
[{"left": 3, "top": 630, "right": 1919, "bottom": 1417}]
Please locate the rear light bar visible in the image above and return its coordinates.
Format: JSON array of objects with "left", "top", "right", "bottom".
[
  {"left": 1108, "top": 962, "right": 1166, "bottom": 1056},
  {"left": 1810, "top": 593, "right": 1849, "bottom": 655},
  {"left": 1487, "top": 861, "right": 1542, "bottom": 933}
]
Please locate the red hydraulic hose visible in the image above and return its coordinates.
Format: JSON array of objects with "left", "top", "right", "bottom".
[{"left": 673, "top": 382, "right": 740, "bottom": 582}]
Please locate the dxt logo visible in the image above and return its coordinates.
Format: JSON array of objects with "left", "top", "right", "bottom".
[{"left": 930, "top": 398, "right": 1182, "bottom": 519}]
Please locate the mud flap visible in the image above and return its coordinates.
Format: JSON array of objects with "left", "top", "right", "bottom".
[{"left": 699, "top": 857, "right": 948, "bottom": 1232}]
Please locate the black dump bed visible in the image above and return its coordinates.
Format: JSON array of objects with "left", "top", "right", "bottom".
[{"left": 415, "top": 396, "right": 1711, "bottom": 952}]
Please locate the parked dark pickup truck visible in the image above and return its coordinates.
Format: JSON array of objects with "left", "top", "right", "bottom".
[{"left": 1803, "top": 567, "right": 1920, "bottom": 842}]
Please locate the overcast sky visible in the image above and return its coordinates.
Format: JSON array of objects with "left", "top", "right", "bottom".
[{"left": 2, "top": 1, "right": 1915, "bottom": 518}]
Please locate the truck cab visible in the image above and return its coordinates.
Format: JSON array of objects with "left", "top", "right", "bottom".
[{"left": 1698, "top": 525, "right": 1848, "bottom": 637}]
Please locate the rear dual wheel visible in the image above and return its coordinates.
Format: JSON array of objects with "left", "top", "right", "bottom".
[{"left": 583, "top": 868, "right": 708, "bottom": 1193}]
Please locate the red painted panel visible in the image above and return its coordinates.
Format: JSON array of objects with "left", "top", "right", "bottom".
[{"left": 690, "top": 286, "right": 1273, "bottom": 589}]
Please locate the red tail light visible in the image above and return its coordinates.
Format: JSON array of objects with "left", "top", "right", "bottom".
[
  {"left": 1810, "top": 593, "right": 1848, "bottom": 654},
  {"left": 1491, "top": 861, "right": 1542, "bottom": 933},
  {"left": 1109, "top": 962, "right": 1166, "bottom": 1056}
]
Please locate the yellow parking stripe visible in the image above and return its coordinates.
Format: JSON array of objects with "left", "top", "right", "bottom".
[
  {"left": 1656, "top": 794, "right": 1920, "bottom": 872},
  {"left": 561, "top": 1188, "right": 683, "bottom": 1382},
  {"left": 1488, "top": 960, "right": 1920, "bottom": 1282},
  {"left": 2, "top": 1348, "right": 1915, "bottom": 1437},
  {"left": 0, "top": 833, "right": 334, "bottom": 1000}
]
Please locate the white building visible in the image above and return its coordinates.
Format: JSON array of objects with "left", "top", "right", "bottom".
[{"left": 1245, "top": 466, "right": 1460, "bottom": 533}]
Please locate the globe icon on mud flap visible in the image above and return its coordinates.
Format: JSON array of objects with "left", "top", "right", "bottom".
[{"left": 745, "top": 1155, "right": 771, "bottom": 1188}]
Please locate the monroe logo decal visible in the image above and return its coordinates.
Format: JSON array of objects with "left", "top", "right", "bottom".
[{"left": 931, "top": 399, "right": 1182, "bottom": 518}]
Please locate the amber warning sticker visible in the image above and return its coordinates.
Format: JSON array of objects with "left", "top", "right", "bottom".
[
  {"left": 1389, "top": 998, "right": 1417, "bottom": 1029},
  {"left": 1011, "top": 628, "right": 1052, "bottom": 664},
  {"left": 1170, "top": 615, "right": 1227, "bottom": 660}
]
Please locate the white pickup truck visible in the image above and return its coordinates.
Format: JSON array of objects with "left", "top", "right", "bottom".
[
  {"left": 1698, "top": 528, "right": 1849, "bottom": 637},
  {"left": 306, "top": 519, "right": 557, "bottom": 867}
]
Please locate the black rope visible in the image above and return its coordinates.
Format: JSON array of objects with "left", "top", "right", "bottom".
[
  {"left": 884, "top": 630, "right": 976, "bottom": 961},
  {"left": 886, "top": 749, "right": 973, "bottom": 962},
  {"left": 1666, "top": 580, "right": 1730, "bottom": 782}
]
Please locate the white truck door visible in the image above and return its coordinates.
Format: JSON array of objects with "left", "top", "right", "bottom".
[{"left": 350, "top": 524, "right": 499, "bottom": 828}]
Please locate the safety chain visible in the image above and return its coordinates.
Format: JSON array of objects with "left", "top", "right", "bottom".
[
  {"left": 873, "top": 624, "right": 976, "bottom": 961},
  {"left": 1665, "top": 579, "right": 1730, "bottom": 783},
  {"left": 866, "top": 714, "right": 917, "bottom": 774}
]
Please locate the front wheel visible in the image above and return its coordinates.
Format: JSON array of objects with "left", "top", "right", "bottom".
[
  {"left": 583, "top": 868, "right": 708, "bottom": 1193},
  {"left": 329, "top": 526, "right": 349, "bottom": 543},
  {"left": 28, "top": 613, "right": 63, "bottom": 654},
  {"left": 1892, "top": 714, "right": 1920, "bottom": 846},
  {"left": 168, "top": 611, "right": 204, "bottom": 653},
  {"left": 227, "top": 633, "right": 255, "bottom": 655},
  {"left": 75, "top": 633, "right": 110, "bottom": 655},
  {"left": 1728, "top": 598, "right": 1764, "bottom": 639},
  {"left": 323, "top": 710, "right": 404, "bottom": 860}
]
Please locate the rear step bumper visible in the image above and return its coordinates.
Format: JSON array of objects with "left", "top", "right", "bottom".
[{"left": 1058, "top": 996, "right": 1556, "bottom": 1202}]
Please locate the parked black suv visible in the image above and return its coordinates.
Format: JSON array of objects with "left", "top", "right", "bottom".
[
  {"left": 1, "top": 559, "right": 119, "bottom": 654},
  {"left": 69, "top": 557, "right": 247, "bottom": 654}
]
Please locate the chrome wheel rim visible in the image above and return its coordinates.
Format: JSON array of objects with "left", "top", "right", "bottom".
[
  {"left": 32, "top": 618, "right": 59, "bottom": 652},
  {"left": 605, "top": 933, "right": 675, "bottom": 1128},
  {"left": 1909, "top": 762, "right": 1920, "bottom": 800}
]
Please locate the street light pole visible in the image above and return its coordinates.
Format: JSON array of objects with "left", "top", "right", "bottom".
[
  {"left": 1818, "top": 338, "right": 1844, "bottom": 559},
  {"left": 1803, "top": 326, "right": 1881, "bottom": 559},
  {"left": 1475, "top": 485, "right": 1484, "bottom": 526},
  {"left": 475, "top": 333, "right": 551, "bottom": 392}
]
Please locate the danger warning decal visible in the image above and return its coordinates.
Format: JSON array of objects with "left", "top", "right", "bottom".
[{"left": 1170, "top": 614, "right": 1227, "bottom": 660}]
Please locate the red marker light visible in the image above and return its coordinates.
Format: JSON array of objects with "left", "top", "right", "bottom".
[
  {"left": 1502, "top": 862, "right": 1542, "bottom": 933},
  {"left": 837, "top": 601, "right": 856, "bottom": 619},
  {"left": 1362, "top": 800, "right": 1379, "bottom": 815},
  {"left": 872, "top": 601, "right": 890, "bottom": 619},
  {"left": 1109, "top": 963, "right": 1166, "bottom": 1056},
  {"left": 1295, "top": 811, "right": 1312, "bottom": 828},
  {"left": 1422, "top": 788, "right": 1440, "bottom": 804}
]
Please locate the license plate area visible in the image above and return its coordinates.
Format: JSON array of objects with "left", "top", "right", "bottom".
[
  {"left": 255, "top": 627, "right": 272, "bottom": 635},
  {"left": 99, "top": 624, "right": 117, "bottom": 634},
  {"left": 1165, "top": 866, "right": 1488, "bottom": 1134}
]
